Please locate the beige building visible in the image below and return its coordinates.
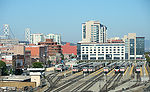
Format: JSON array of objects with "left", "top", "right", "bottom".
[{"left": 81, "top": 21, "right": 107, "bottom": 43}]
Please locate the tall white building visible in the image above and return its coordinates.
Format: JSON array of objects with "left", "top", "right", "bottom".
[
  {"left": 30, "top": 33, "right": 44, "bottom": 45},
  {"left": 25, "top": 28, "right": 31, "bottom": 43},
  {"left": 45, "top": 34, "right": 61, "bottom": 44},
  {"left": 82, "top": 21, "right": 107, "bottom": 43}
]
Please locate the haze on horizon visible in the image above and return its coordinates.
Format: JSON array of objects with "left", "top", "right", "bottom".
[{"left": 0, "top": 0, "right": 150, "bottom": 43}]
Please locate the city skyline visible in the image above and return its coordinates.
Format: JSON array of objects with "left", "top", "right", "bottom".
[{"left": 0, "top": 0, "right": 150, "bottom": 43}]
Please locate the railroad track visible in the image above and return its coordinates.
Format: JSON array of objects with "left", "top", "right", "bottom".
[
  {"left": 71, "top": 71, "right": 103, "bottom": 92},
  {"left": 80, "top": 74, "right": 104, "bottom": 91},
  {"left": 55, "top": 73, "right": 83, "bottom": 88},
  {"left": 108, "top": 73, "right": 123, "bottom": 91},
  {"left": 45, "top": 71, "right": 72, "bottom": 92},
  {"left": 101, "top": 74, "right": 118, "bottom": 92},
  {"left": 146, "top": 65, "right": 150, "bottom": 81},
  {"left": 51, "top": 74, "right": 87, "bottom": 92}
]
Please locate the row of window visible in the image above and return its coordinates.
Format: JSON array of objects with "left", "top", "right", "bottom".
[
  {"left": 82, "top": 46, "right": 124, "bottom": 49},
  {"left": 90, "top": 54, "right": 124, "bottom": 56},
  {"left": 82, "top": 49, "right": 124, "bottom": 51},
  {"left": 82, "top": 51, "right": 124, "bottom": 54}
]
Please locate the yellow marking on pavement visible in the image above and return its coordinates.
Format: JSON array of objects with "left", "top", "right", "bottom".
[
  {"left": 74, "top": 71, "right": 83, "bottom": 76},
  {"left": 140, "top": 67, "right": 143, "bottom": 76},
  {"left": 144, "top": 65, "right": 149, "bottom": 76},
  {"left": 88, "top": 68, "right": 104, "bottom": 79},
  {"left": 124, "top": 67, "right": 129, "bottom": 76},
  {"left": 148, "top": 65, "right": 150, "bottom": 71},
  {"left": 95, "top": 69, "right": 103, "bottom": 75},
  {"left": 107, "top": 69, "right": 114, "bottom": 76},
  {"left": 89, "top": 68, "right": 103, "bottom": 76},
  {"left": 58, "top": 70, "right": 72, "bottom": 76},
  {"left": 112, "top": 72, "right": 115, "bottom": 76},
  {"left": 129, "top": 65, "right": 134, "bottom": 76}
]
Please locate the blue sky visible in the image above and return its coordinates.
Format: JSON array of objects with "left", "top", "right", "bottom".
[{"left": 0, "top": 0, "right": 150, "bottom": 43}]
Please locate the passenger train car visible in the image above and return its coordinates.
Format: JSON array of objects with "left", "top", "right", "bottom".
[
  {"left": 72, "top": 62, "right": 87, "bottom": 73},
  {"left": 88, "top": 62, "right": 103, "bottom": 73},
  {"left": 119, "top": 62, "right": 129, "bottom": 73},
  {"left": 114, "top": 62, "right": 124, "bottom": 73},
  {"left": 55, "top": 64, "right": 67, "bottom": 72},
  {"left": 104, "top": 62, "right": 116, "bottom": 73}
]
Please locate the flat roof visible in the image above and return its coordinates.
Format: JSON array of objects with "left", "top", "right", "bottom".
[{"left": 1, "top": 75, "right": 31, "bottom": 82}]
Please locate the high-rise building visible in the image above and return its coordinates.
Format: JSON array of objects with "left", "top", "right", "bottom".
[
  {"left": 45, "top": 34, "right": 61, "bottom": 44},
  {"left": 123, "top": 33, "right": 145, "bottom": 60},
  {"left": 82, "top": 21, "right": 107, "bottom": 43},
  {"left": 25, "top": 28, "right": 31, "bottom": 43},
  {"left": 30, "top": 33, "right": 44, "bottom": 45}
]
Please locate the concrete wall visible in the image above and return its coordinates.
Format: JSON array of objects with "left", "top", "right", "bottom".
[
  {"left": 0, "top": 82, "right": 36, "bottom": 88},
  {"left": 31, "top": 76, "right": 41, "bottom": 87}
]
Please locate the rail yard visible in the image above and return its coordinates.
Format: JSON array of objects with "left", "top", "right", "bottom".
[{"left": 44, "top": 61, "right": 150, "bottom": 92}]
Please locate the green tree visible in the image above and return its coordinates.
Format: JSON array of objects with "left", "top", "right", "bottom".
[
  {"left": 61, "top": 54, "right": 64, "bottom": 60},
  {"left": 48, "top": 60, "right": 52, "bottom": 65},
  {"left": 32, "top": 62, "right": 43, "bottom": 68},
  {"left": 0, "top": 60, "right": 7, "bottom": 75}
]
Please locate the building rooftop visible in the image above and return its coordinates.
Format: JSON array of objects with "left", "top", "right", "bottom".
[{"left": 0, "top": 75, "right": 31, "bottom": 82}]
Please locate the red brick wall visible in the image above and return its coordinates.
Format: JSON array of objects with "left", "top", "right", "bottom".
[
  {"left": 25, "top": 47, "right": 40, "bottom": 57},
  {"left": 62, "top": 43, "right": 77, "bottom": 55}
]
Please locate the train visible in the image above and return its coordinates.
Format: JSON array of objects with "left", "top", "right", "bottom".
[
  {"left": 72, "top": 62, "right": 88, "bottom": 73},
  {"left": 114, "top": 62, "right": 124, "bottom": 73},
  {"left": 119, "top": 62, "right": 129, "bottom": 73},
  {"left": 88, "top": 62, "right": 103, "bottom": 73},
  {"left": 135, "top": 62, "right": 143, "bottom": 73},
  {"left": 55, "top": 64, "right": 68, "bottom": 72},
  {"left": 104, "top": 62, "right": 116, "bottom": 73},
  {"left": 82, "top": 62, "right": 93, "bottom": 73}
]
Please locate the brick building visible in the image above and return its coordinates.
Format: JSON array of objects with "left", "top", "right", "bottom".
[
  {"left": 38, "top": 39, "right": 61, "bottom": 62},
  {"left": 25, "top": 45, "right": 47, "bottom": 64},
  {"left": 62, "top": 43, "right": 77, "bottom": 55},
  {"left": 62, "top": 43, "right": 77, "bottom": 59},
  {"left": 38, "top": 39, "right": 61, "bottom": 56}
]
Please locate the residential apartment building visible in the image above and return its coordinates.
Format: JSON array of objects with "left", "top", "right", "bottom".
[
  {"left": 45, "top": 34, "right": 61, "bottom": 44},
  {"left": 82, "top": 21, "right": 107, "bottom": 43},
  {"left": 77, "top": 42, "right": 125, "bottom": 60},
  {"left": 30, "top": 33, "right": 45, "bottom": 45}
]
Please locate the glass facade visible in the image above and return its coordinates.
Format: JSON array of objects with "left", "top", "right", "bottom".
[
  {"left": 130, "top": 39, "right": 135, "bottom": 55},
  {"left": 77, "top": 43, "right": 81, "bottom": 60},
  {"left": 83, "top": 25, "right": 86, "bottom": 39},
  {"left": 136, "top": 37, "right": 145, "bottom": 55}
]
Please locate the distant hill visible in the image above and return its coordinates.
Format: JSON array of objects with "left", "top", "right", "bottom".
[
  {"left": 145, "top": 40, "right": 150, "bottom": 51},
  {"left": 61, "top": 42, "right": 77, "bottom": 46}
]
